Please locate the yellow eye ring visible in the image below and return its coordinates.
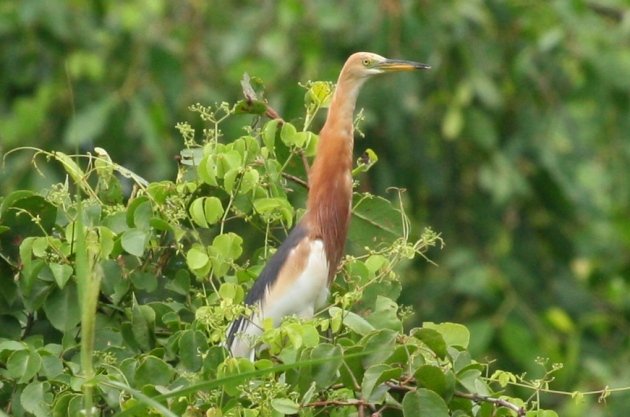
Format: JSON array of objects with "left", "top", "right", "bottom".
[{"left": 362, "top": 58, "right": 370, "bottom": 66}]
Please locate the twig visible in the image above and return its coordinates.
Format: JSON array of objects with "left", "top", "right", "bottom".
[
  {"left": 304, "top": 399, "right": 365, "bottom": 407},
  {"left": 265, "top": 105, "right": 284, "bottom": 122},
  {"left": 455, "top": 391, "right": 526, "bottom": 416},
  {"left": 281, "top": 172, "right": 309, "bottom": 189},
  {"left": 241, "top": 72, "right": 285, "bottom": 123}
]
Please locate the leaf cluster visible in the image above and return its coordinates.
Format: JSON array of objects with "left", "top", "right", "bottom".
[{"left": 0, "top": 82, "right": 562, "bottom": 417}]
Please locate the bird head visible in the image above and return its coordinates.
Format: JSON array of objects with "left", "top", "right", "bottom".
[{"left": 344, "top": 52, "right": 431, "bottom": 80}]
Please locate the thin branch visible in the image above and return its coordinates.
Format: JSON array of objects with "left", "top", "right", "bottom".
[
  {"left": 304, "top": 399, "right": 364, "bottom": 408},
  {"left": 281, "top": 172, "right": 309, "bottom": 189},
  {"left": 455, "top": 391, "right": 526, "bottom": 417},
  {"left": 241, "top": 72, "right": 285, "bottom": 123},
  {"left": 496, "top": 379, "right": 630, "bottom": 399},
  {"left": 265, "top": 104, "right": 285, "bottom": 122}
]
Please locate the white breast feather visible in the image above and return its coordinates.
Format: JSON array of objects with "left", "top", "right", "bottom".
[
  {"left": 265, "top": 239, "right": 329, "bottom": 324},
  {"left": 229, "top": 239, "right": 329, "bottom": 358}
]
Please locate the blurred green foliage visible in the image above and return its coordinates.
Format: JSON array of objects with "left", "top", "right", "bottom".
[{"left": 1, "top": 0, "right": 630, "bottom": 415}]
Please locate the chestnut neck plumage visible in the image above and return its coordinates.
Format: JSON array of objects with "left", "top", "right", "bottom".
[{"left": 305, "top": 71, "right": 367, "bottom": 282}]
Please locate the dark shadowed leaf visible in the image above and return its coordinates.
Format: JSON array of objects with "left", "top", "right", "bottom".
[
  {"left": 412, "top": 327, "right": 447, "bottom": 359},
  {"left": 7, "top": 349, "right": 42, "bottom": 383},
  {"left": 349, "top": 193, "right": 403, "bottom": 250},
  {"left": 121, "top": 229, "right": 149, "bottom": 257},
  {"left": 310, "top": 344, "right": 343, "bottom": 388},
  {"left": 21, "top": 381, "right": 52, "bottom": 417},
  {"left": 42, "top": 282, "right": 80, "bottom": 332},
  {"left": 131, "top": 298, "right": 156, "bottom": 351},
  {"left": 179, "top": 329, "right": 209, "bottom": 371},
  {"left": 134, "top": 355, "right": 174, "bottom": 387},
  {"left": 402, "top": 388, "right": 449, "bottom": 417},
  {"left": 415, "top": 365, "right": 455, "bottom": 401},
  {"left": 271, "top": 398, "right": 300, "bottom": 415}
]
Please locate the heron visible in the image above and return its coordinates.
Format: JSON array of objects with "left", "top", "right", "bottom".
[{"left": 227, "top": 52, "right": 430, "bottom": 358}]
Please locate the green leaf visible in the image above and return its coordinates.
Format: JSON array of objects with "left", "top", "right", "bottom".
[
  {"left": 49, "top": 263, "right": 73, "bottom": 289},
  {"left": 214, "top": 232, "right": 244, "bottom": 259},
  {"left": 424, "top": 322, "right": 470, "bottom": 349},
  {"left": 198, "top": 154, "right": 218, "bottom": 186},
  {"left": 271, "top": 398, "right": 300, "bottom": 415},
  {"left": 280, "top": 122, "right": 298, "bottom": 146},
  {"left": 40, "top": 353, "right": 64, "bottom": 379},
  {"left": 414, "top": 365, "right": 455, "bottom": 401},
  {"left": 31, "top": 236, "right": 48, "bottom": 257},
  {"left": 329, "top": 307, "right": 374, "bottom": 336},
  {"left": 216, "top": 150, "right": 242, "bottom": 177},
  {"left": 262, "top": 119, "right": 280, "bottom": 152},
  {"left": 239, "top": 167, "right": 260, "bottom": 194},
  {"left": 412, "top": 328, "right": 447, "bottom": 359},
  {"left": 301, "top": 324, "right": 320, "bottom": 347},
  {"left": 134, "top": 355, "right": 174, "bottom": 387},
  {"left": 121, "top": 229, "right": 149, "bottom": 257},
  {"left": 42, "top": 282, "right": 80, "bottom": 332},
  {"left": 310, "top": 344, "right": 342, "bottom": 388},
  {"left": 223, "top": 167, "right": 240, "bottom": 194},
  {"left": 132, "top": 200, "right": 153, "bottom": 230},
  {"left": 21, "top": 381, "right": 51, "bottom": 417},
  {"left": 362, "top": 364, "right": 402, "bottom": 402},
  {"left": 179, "top": 329, "right": 209, "bottom": 371},
  {"left": 189, "top": 196, "right": 224, "bottom": 228},
  {"left": 217, "top": 357, "right": 256, "bottom": 396},
  {"left": 7, "top": 349, "right": 42, "bottom": 383},
  {"left": 366, "top": 296, "right": 402, "bottom": 331},
  {"left": 253, "top": 197, "right": 294, "bottom": 226},
  {"left": 361, "top": 329, "right": 397, "bottom": 368},
  {"left": 218, "top": 282, "right": 244, "bottom": 303},
  {"left": 131, "top": 299, "right": 156, "bottom": 351},
  {"left": 187, "top": 245, "right": 211, "bottom": 276},
  {"left": 349, "top": 193, "right": 403, "bottom": 249},
  {"left": 189, "top": 197, "right": 208, "bottom": 228},
  {"left": 131, "top": 271, "right": 158, "bottom": 292},
  {"left": 51, "top": 392, "right": 80, "bottom": 417},
  {"left": 457, "top": 368, "right": 487, "bottom": 394},
  {"left": 291, "top": 131, "right": 313, "bottom": 148},
  {"left": 165, "top": 269, "right": 190, "bottom": 295},
  {"left": 402, "top": 388, "right": 449, "bottom": 417},
  {"left": 0, "top": 340, "right": 26, "bottom": 352},
  {"left": 353, "top": 148, "right": 379, "bottom": 175}
]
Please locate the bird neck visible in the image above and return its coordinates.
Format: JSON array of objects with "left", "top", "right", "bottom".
[
  {"left": 305, "top": 75, "right": 365, "bottom": 281},
  {"left": 322, "top": 77, "right": 364, "bottom": 137}
]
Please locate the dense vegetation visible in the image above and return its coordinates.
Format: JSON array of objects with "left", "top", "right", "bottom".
[{"left": 1, "top": 1, "right": 629, "bottom": 416}]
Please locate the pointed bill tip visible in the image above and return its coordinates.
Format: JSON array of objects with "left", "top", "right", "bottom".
[{"left": 377, "top": 59, "right": 431, "bottom": 72}]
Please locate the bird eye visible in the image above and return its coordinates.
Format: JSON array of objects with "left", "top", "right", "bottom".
[{"left": 362, "top": 58, "right": 371, "bottom": 66}]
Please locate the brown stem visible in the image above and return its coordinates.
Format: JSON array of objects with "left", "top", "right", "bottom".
[
  {"left": 265, "top": 105, "right": 285, "bottom": 122},
  {"left": 454, "top": 391, "right": 526, "bottom": 416},
  {"left": 281, "top": 172, "right": 309, "bottom": 189},
  {"left": 304, "top": 399, "right": 364, "bottom": 407}
]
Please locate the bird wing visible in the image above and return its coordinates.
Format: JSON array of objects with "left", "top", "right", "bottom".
[{"left": 227, "top": 222, "right": 329, "bottom": 357}]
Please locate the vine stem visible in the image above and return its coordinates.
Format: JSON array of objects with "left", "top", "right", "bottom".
[{"left": 454, "top": 391, "right": 526, "bottom": 416}]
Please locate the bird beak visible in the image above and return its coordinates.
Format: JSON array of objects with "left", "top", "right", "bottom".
[{"left": 376, "top": 59, "right": 431, "bottom": 72}]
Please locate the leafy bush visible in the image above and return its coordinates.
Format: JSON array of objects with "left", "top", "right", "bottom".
[{"left": 0, "top": 80, "right": 566, "bottom": 417}]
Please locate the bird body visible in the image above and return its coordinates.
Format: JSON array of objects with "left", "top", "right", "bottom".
[{"left": 227, "top": 52, "right": 430, "bottom": 358}]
